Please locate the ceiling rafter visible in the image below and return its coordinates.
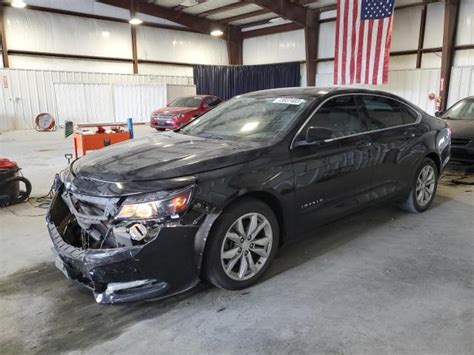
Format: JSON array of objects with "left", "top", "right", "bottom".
[
  {"left": 219, "top": 9, "right": 271, "bottom": 24},
  {"left": 198, "top": 2, "right": 249, "bottom": 17},
  {"left": 241, "top": 0, "right": 308, "bottom": 26},
  {"left": 98, "top": 0, "right": 223, "bottom": 35}
]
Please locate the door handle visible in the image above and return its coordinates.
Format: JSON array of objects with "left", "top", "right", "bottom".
[{"left": 403, "top": 131, "right": 416, "bottom": 139}]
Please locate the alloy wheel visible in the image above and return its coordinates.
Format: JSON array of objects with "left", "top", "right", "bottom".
[
  {"left": 416, "top": 165, "right": 436, "bottom": 206},
  {"left": 220, "top": 212, "right": 273, "bottom": 281}
]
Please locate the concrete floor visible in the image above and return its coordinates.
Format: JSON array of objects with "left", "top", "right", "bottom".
[{"left": 0, "top": 127, "right": 473, "bottom": 354}]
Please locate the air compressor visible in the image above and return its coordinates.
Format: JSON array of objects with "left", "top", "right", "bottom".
[{"left": 0, "top": 158, "right": 32, "bottom": 207}]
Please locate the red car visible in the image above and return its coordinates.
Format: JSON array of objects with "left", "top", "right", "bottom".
[{"left": 150, "top": 95, "right": 222, "bottom": 131}]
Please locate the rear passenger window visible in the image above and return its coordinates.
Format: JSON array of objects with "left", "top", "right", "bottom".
[
  {"left": 361, "top": 96, "right": 404, "bottom": 130},
  {"left": 401, "top": 105, "right": 418, "bottom": 124},
  {"left": 305, "top": 95, "right": 367, "bottom": 138}
]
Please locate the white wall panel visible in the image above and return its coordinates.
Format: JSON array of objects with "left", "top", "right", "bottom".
[
  {"left": 456, "top": 0, "right": 474, "bottom": 46},
  {"left": 243, "top": 30, "right": 305, "bottom": 65},
  {"left": 114, "top": 85, "right": 167, "bottom": 123},
  {"left": 391, "top": 7, "right": 422, "bottom": 52},
  {"left": 423, "top": 3, "right": 444, "bottom": 49},
  {"left": 0, "top": 71, "right": 15, "bottom": 131},
  {"left": 316, "top": 68, "right": 440, "bottom": 114},
  {"left": 421, "top": 52, "right": 442, "bottom": 69},
  {"left": 454, "top": 49, "right": 474, "bottom": 67},
  {"left": 137, "top": 27, "right": 228, "bottom": 65},
  {"left": 9, "top": 55, "right": 133, "bottom": 74},
  {"left": 448, "top": 66, "right": 474, "bottom": 107},
  {"left": 0, "top": 68, "right": 193, "bottom": 130},
  {"left": 318, "top": 22, "right": 335, "bottom": 59},
  {"left": 139, "top": 64, "right": 193, "bottom": 77},
  {"left": 5, "top": 8, "right": 132, "bottom": 59},
  {"left": 389, "top": 55, "right": 417, "bottom": 70}
]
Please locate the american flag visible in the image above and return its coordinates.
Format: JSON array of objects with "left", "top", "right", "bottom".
[{"left": 334, "top": 0, "right": 395, "bottom": 85}]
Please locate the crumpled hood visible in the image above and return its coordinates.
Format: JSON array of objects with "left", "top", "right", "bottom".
[
  {"left": 153, "top": 107, "right": 196, "bottom": 115},
  {"left": 72, "top": 132, "right": 264, "bottom": 182},
  {"left": 445, "top": 119, "right": 474, "bottom": 139}
]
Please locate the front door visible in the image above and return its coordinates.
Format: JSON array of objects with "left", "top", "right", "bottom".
[{"left": 291, "top": 95, "right": 375, "bottom": 237}]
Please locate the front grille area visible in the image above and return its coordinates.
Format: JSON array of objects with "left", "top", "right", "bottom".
[
  {"left": 61, "top": 191, "right": 120, "bottom": 244},
  {"left": 451, "top": 138, "right": 471, "bottom": 146}
]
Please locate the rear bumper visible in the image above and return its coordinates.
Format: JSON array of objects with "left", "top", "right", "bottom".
[{"left": 47, "top": 216, "right": 201, "bottom": 304}]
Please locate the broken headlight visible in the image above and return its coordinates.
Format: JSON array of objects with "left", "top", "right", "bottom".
[{"left": 116, "top": 186, "right": 193, "bottom": 220}]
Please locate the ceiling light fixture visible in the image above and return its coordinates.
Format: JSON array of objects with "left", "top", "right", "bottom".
[
  {"left": 210, "top": 29, "right": 223, "bottom": 37},
  {"left": 11, "top": 0, "right": 27, "bottom": 8},
  {"left": 269, "top": 17, "right": 284, "bottom": 23},
  {"left": 129, "top": 17, "right": 143, "bottom": 25}
]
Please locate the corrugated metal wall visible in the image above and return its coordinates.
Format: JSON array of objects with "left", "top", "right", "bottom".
[
  {"left": 448, "top": 66, "right": 474, "bottom": 107},
  {"left": 0, "top": 68, "right": 194, "bottom": 130},
  {"left": 316, "top": 68, "right": 441, "bottom": 114}
]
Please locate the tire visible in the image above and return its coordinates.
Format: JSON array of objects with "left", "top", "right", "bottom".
[
  {"left": 400, "top": 158, "right": 438, "bottom": 213},
  {"left": 203, "top": 198, "right": 279, "bottom": 290}
]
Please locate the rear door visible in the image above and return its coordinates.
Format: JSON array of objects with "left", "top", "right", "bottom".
[
  {"left": 291, "top": 95, "right": 376, "bottom": 236},
  {"left": 358, "top": 95, "right": 422, "bottom": 197}
]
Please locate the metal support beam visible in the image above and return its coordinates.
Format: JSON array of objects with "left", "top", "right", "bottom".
[
  {"left": 305, "top": 9, "right": 319, "bottom": 86},
  {"left": 440, "top": 0, "right": 460, "bottom": 111},
  {"left": 131, "top": 25, "right": 138, "bottom": 74},
  {"left": 416, "top": 4, "right": 427, "bottom": 69},
  {"left": 243, "top": 0, "right": 308, "bottom": 26},
  {"left": 99, "top": 0, "right": 221, "bottom": 35},
  {"left": 227, "top": 26, "right": 243, "bottom": 65},
  {"left": 0, "top": 3, "right": 9, "bottom": 68}
]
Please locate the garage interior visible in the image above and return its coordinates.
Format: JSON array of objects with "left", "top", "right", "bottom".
[{"left": 0, "top": 0, "right": 473, "bottom": 354}]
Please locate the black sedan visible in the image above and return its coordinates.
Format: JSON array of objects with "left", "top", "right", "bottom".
[
  {"left": 438, "top": 97, "right": 474, "bottom": 163},
  {"left": 47, "top": 88, "right": 451, "bottom": 304}
]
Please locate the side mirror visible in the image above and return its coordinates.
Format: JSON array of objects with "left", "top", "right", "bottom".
[
  {"left": 201, "top": 103, "right": 210, "bottom": 110},
  {"left": 306, "top": 126, "right": 334, "bottom": 143},
  {"left": 434, "top": 111, "right": 443, "bottom": 118}
]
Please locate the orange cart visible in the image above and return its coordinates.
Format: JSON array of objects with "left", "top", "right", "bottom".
[{"left": 73, "top": 123, "right": 130, "bottom": 158}]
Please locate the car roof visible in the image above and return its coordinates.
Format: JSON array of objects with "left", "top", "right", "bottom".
[{"left": 241, "top": 87, "right": 408, "bottom": 100}]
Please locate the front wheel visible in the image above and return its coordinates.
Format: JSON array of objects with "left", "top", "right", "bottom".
[
  {"left": 203, "top": 198, "right": 279, "bottom": 290},
  {"left": 400, "top": 158, "right": 438, "bottom": 213}
]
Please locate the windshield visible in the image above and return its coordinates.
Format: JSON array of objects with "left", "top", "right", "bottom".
[
  {"left": 180, "top": 96, "right": 314, "bottom": 142},
  {"left": 169, "top": 97, "right": 202, "bottom": 108},
  {"left": 442, "top": 99, "right": 474, "bottom": 120}
]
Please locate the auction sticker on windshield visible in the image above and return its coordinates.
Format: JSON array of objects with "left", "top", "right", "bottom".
[{"left": 273, "top": 98, "right": 306, "bottom": 105}]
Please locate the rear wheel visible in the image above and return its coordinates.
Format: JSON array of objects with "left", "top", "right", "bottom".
[
  {"left": 400, "top": 158, "right": 438, "bottom": 213},
  {"left": 203, "top": 198, "right": 279, "bottom": 290}
]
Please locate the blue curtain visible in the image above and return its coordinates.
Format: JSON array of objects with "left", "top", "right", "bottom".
[{"left": 193, "top": 62, "right": 301, "bottom": 100}]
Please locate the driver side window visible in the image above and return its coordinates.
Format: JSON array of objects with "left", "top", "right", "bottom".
[{"left": 302, "top": 95, "right": 367, "bottom": 139}]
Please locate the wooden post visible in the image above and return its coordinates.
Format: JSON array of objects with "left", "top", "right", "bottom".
[
  {"left": 440, "top": 0, "right": 460, "bottom": 111},
  {"left": 0, "top": 3, "right": 9, "bottom": 68},
  {"left": 305, "top": 10, "right": 319, "bottom": 86},
  {"left": 131, "top": 25, "right": 138, "bottom": 74},
  {"left": 227, "top": 26, "right": 243, "bottom": 65},
  {"left": 416, "top": 4, "right": 427, "bottom": 69}
]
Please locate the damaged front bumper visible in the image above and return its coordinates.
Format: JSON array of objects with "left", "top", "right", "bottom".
[{"left": 47, "top": 217, "right": 201, "bottom": 304}]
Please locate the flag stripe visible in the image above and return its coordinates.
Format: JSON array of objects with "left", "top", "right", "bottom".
[
  {"left": 334, "top": 0, "right": 341, "bottom": 85},
  {"left": 372, "top": 19, "right": 384, "bottom": 84},
  {"left": 365, "top": 19, "right": 374, "bottom": 84},
  {"left": 341, "top": 0, "right": 350, "bottom": 85},
  {"left": 349, "top": 0, "right": 358, "bottom": 84},
  {"left": 356, "top": 17, "right": 365, "bottom": 83}
]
